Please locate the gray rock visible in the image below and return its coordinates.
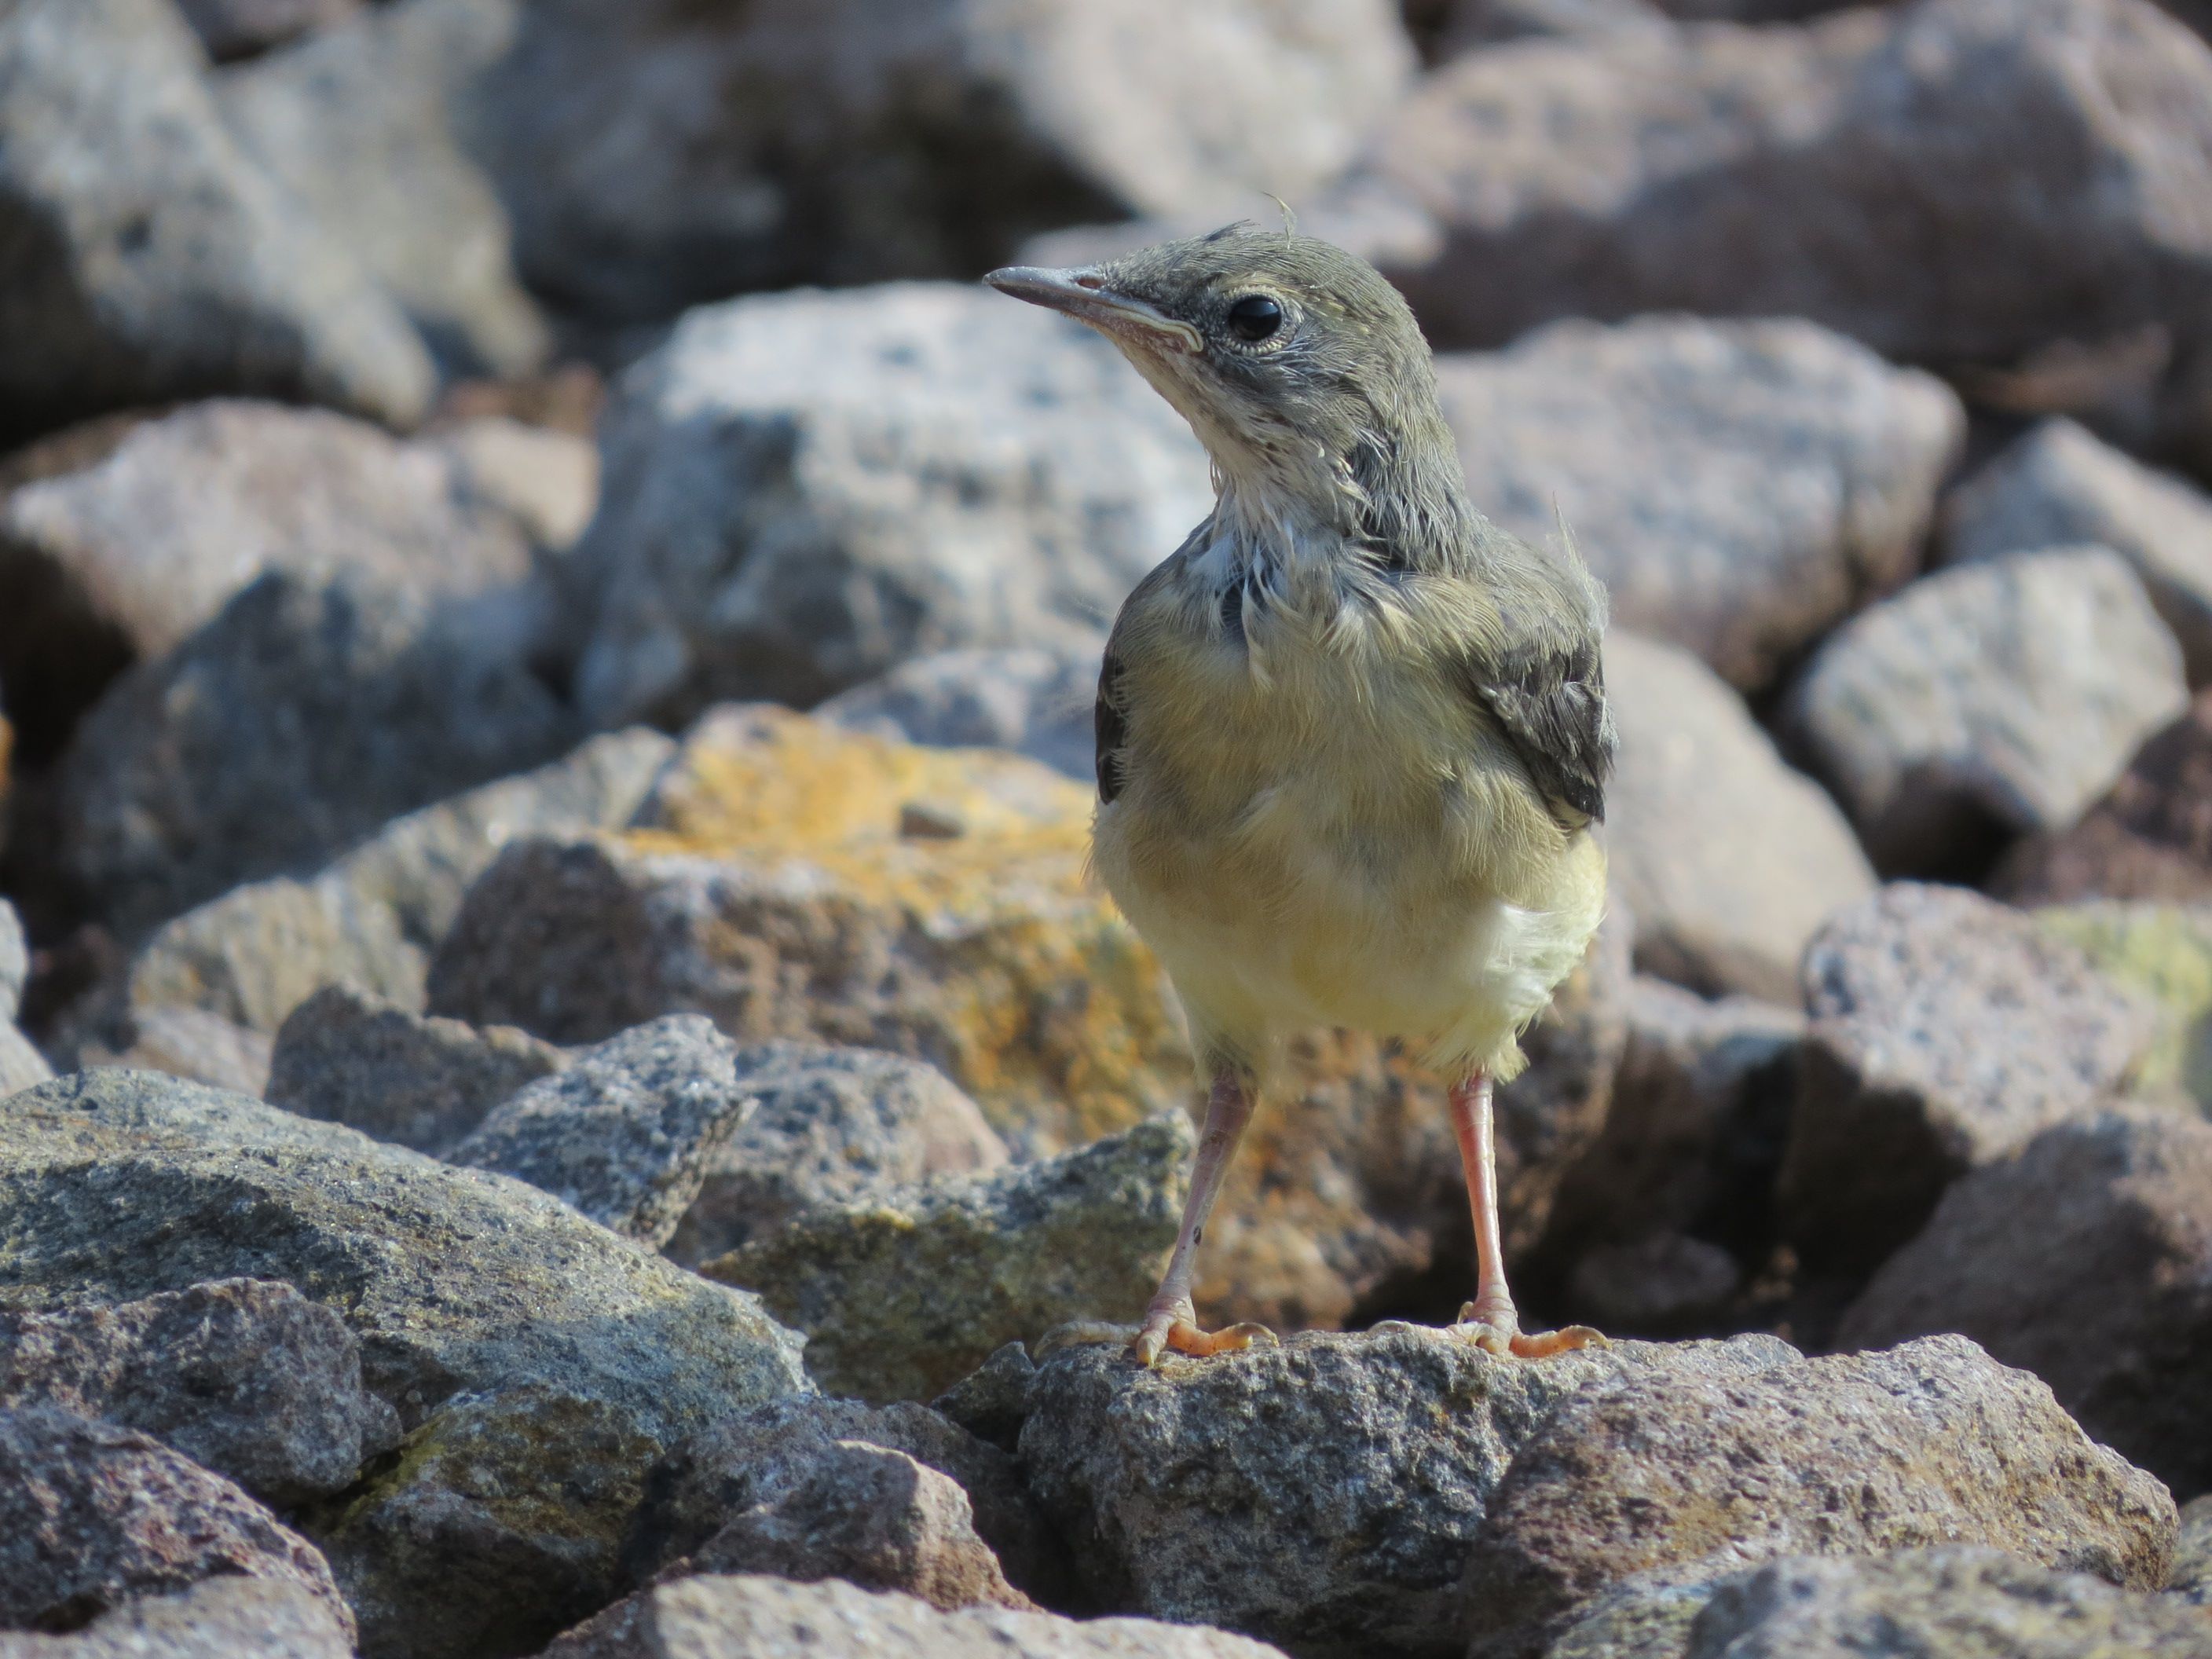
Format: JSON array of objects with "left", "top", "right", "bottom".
[
  {"left": 1439, "top": 317, "right": 1962, "bottom": 693},
  {"left": 540, "top": 1573, "right": 1289, "bottom": 1659},
  {"left": 1787, "top": 548, "right": 2189, "bottom": 875},
  {"left": 426, "top": 416, "right": 599, "bottom": 555},
  {"left": 266, "top": 985, "right": 566, "bottom": 1153},
  {"left": 178, "top": 0, "right": 359, "bottom": 61},
  {"left": 706, "top": 1114, "right": 1191, "bottom": 1404},
  {"left": 663, "top": 1041, "right": 1009, "bottom": 1268},
  {"left": 1686, "top": 1547, "right": 2212, "bottom": 1659},
  {"left": 0, "top": 1025, "right": 49, "bottom": 1100},
  {"left": 82, "top": 1006, "right": 273, "bottom": 1099},
  {"left": 1564, "top": 1234, "right": 1743, "bottom": 1338},
  {"left": 51, "top": 563, "right": 577, "bottom": 937},
  {"left": 1426, "top": 0, "right": 1672, "bottom": 55},
  {"left": 819, "top": 645, "right": 1102, "bottom": 784},
  {"left": 0, "top": 1279, "right": 390, "bottom": 1507},
  {"left": 0, "top": 0, "right": 431, "bottom": 443},
  {"left": 1945, "top": 418, "right": 2212, "bottom": 686},
  {"left": 573, "top": 283, "right": 1211, "bottom": 724},
  {"left": 1776, "top": 883, "right": 2159, "bottom": 1273},
  {"left": 2173, "top": 1494, "right": 2212, "bottom": 1603},
  {"left": 628, "top": 1393, "right": 1065, "bottom": 1608},
  {"left": 1, "top": 899, "right": 26, "bottom": 1020},
  {"left": 1459, "top": 1335, "right": 2178, "bottom": 1658},
  {"left": 221, "top": 4, "right": 550, "bottom": 378},
  {"left": 1838, "top": 1106, "right": 2212, "bottom": 1500},
  {"left": 0, "top": 904, "right": 40, "bottom": 1098},
  {"left": 1603, "top": 633, "right": 1875, "bottom": 1002},
  {"left": 1021, "top": 1327, "right": 1795, "bottom": 1656},
  {"left": 0, "top": 1406, "right": 353, "bottom": 1639},
  {"left": 460, "top": 0, "right": 1412, "bottom": 322},
  {"left": 449, "top": 1015, "right": 753, "bottom": 1247},
  {"left": 929, "top": 1342, "right": 1037, "bottom": 1455},
  {"left": 1360, "top": 0, "right": 2212, "bottom": 456},
  {"left": 1536, "top": 1575, "right": 1717, "bottom": 1659},
  {"left": 119, "top": 725, "right": 674, "bottom": 1040},
  {"left": 0, "top": 1575, "right": 354, "bottom": 1659},
  {"left": 0, "top": 1070, "right": 808, "bottom": 1659}
]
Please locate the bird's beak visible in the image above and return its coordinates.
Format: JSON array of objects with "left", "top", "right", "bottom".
[{"left": 984, "top": 266, "right": 1203, "bottom": 355}]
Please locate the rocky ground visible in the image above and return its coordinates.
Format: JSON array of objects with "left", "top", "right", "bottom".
[{"left": 6, "top": 0, "right": 2212, "bottom": 1656}]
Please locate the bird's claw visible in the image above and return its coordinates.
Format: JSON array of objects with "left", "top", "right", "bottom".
[
  {"left": 1127, "top": 1302, "right": 1277, "bottom": 1368},
  {"left": 1450, "top": 1298, "right": 1607, "bottom": 1359}
]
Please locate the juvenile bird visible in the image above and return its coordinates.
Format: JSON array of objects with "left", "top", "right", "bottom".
[{"left": 987, "top": 226, "right": 1613, "bottom": 1364}]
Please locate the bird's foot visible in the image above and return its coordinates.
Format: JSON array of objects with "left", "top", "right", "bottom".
[
  {"left": 1128, "top": 1297, "right": 1277, "bottom": 1368},
  {"left": 1449, "top": 1297, "right": 1607, "bottom": 1359}
]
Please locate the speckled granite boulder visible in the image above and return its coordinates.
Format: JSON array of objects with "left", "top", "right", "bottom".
[{"left": 0, "top": 1574, "right": 356, "bottom": 1657}]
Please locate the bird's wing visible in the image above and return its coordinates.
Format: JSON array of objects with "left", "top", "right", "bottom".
[{"left": 1462, "top": 537, "right": 1617, "bottom": 827}]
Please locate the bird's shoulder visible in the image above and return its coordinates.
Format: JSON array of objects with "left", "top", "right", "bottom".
[{"left": 1094, "top": 518, "right": 1214, "bottom": 805}]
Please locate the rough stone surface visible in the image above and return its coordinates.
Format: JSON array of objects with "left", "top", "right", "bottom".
[
  {"left": 427, "top": 705, "right": 1630, "bottom": 1334},
  {"left": 539, "top": 1573, "right": 1290, "bottom": 1659},
  {"left": 0, "top": 1574, "right": 356, "bottom": 1658},
  {"left": 663, "top": 1041, "right": 1009, "bottom": 1269},
  {"left": 1840, "top": 1107, "right": 2212, "bottom": 1501},
  {"left": 573, "top": 284, "right": 1210, "bottom": 724},
  {"left": 1603, "top": 633, "right": 1874, "bottom": 1001},
  {"left": 460, "top": 0, "right": 1412, "bottom": 321},
  {"left": 2033, "top": 902, "right": 2212, "bottom": 1111},
  {"left": 220, "top": 4, "right": 549, "bottom": 379},
  {"left": 1459, "top": 1336, "right": 2179, "bottom": 1658},
  {"left": 49, "top": 564, "right": 577, "bottom": 939},
  {"left": 0, "top": 1070, "right": 807, "bottom": 1659},
  {"left": 2174, "top": 1494, "right": 2212, "bottom": 1603},
  {"left": 1997, "top": 692, "right": 2212, "bottom": 905},
  {"left": 119, "top": 726, "right": 673, "bottom": 1041},
  {"left": 0, "top": 401, "right": 544, "bottom": 759},
  {"left": 0, "top": 1025, "right": 49, "bottom": 1100},
  {"left": 1440, "top": 318, "right": 1962, "bottom": 692},
  {"left": 1022, "top": 1328, "right": 1795, "bottom": 1657},
  {"left": 80, "top": 1006, "right": 273, "bottom": 1099},
  {"left": 627, "top": 1393, "right": 1066, "bottom": 1610},
  {"left": 0, "top": 1279, "right": 389, "bottom": 1507},
  {"left": 1686, "top": 1547, "right": 2212, "bottom": 1658},
  {"left": 266, "top": 985, "right": 566, "bottom": 1154},
  {"left": 818, "top": 644, "right": 1101, "bottom": 784},
  {"left": 707, "top": 1114, "right": 1190, "bottom": 1404},
  {"left": 1776, "top": 884, "right": 2158, "bottom": 1273},
  {"left": 1360, "top": 0, "right": 2212, "bottom": 452},
  {"left": 180, "top": 0, "right": 359, "bottom": 61},
  {"left": 930, "top": 1342, "right": 1037, "bottom": 1456},
  {"left": 1, "top": 899, "right": 26, "bottom": 1022},
  {"left": 0, "top": 1406, "right": 353, "bottom": 1639},
  {"left": 449, "top": 1015, "right": 753, "bottom": 1247},
  {"left": 1946, "top": 418, "right": 2212, "bottom": 685},
  {"left": 1787, "top": 547, "right": 2190, "bottom": 875},
  {"left": 0, "top": 0, "right": 431, "bottom": 444}
]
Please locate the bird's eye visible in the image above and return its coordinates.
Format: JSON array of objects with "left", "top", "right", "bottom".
[{"left": 1225, "top": 295, "right": 1284, "bottom": 342}]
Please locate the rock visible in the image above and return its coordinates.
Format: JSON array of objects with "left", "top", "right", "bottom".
[
  {"left": 1359, "top": 0, "right": 2212, "bottom": 442},
  {"left": 1687, "top": 1547, "right": 2212, "bottom": 1659},
  {"left": 1020, "top": 1326, "right": 1795, "bottom": 1655},
  {"left": 2, "top": 899, "right": 26, "bottom": 1021},
  {"left": 2033, "top": 902, "right": 2212, "bottom": 1110},
  {"left": 266, "top": 986, "right": 564, "bottom": 1154},
  {"left": 627, "top": 1393, "right": 1066, "bottom": 1610},
  {"left": 429, "top": 704, "right": 1631, "bottom": 1333},
  {"left": 1776, "top": 884, "right": 2158, "bottom": 1274},
  {"left": 0, "top": 1279, "right": 390, "bottom": 1507},
  {"left": 426, "top": 417, "right": 598, "bottom": 555},
  {"left": 119, "top": 726, "right": 673, "bottom": 1042},
  {"left": 0, "top": 399, "right": 548, "bottom": 768},
  {"left": 1541, "top": 978, "right": 1802, "bottom": 1287},
  {"left": 449, "top": 1015, "right": 753, "bottom": 1247},
  {"left": 0, "top": 1575, "right": 355, "bottom": 1658},
  {"left": 1423, "top": 0, "right": 1672, "bottom": 57},
  {"left": 540, "top": 1573, "right": 1288, "bottom": 1659},
  {"left": 178, "top": 0, "right": 357, "bottom": 60},
  {"left": 1536, "top": 1576, "right": 1716, "bottom": 1659},
  {"left": 2174, "top": 1495, "right": 2212, "bottom": 1603},
  {"left": 1945, "top": 418, "right": 2212, "bottom": 686},
  {"left": 0, "top": 1025, "right": 49, "bottom": 1099},
  {"left": 1786, "top": 548, "right": 2189, "bottom": 877},
  {"left": 1440, "top": 319, "right": 1962, "bottom": 693},
  {"left": 463, "top": 0, "right": 1412, "bottom": 322},
  {"left": 1564, "top": 1234, "right": 1742, "bottom": 1338},
  {"left": 1459, "top": 1335, "right": 2178, "bottom": 1657},
  {"left": 50, "top": 563, "right": 576, "bottom": 938},
  {"left": 928, "top": 1342, "right": 1038, "bottom": 1456},
  {"left": 573, "top": 283, "right": 1210, "bottom": 724},
  {"left": 0, "top": 0, "right": 431, "bottom": 445},
  {"left": 1838, "top": 1107, "right": 2212, "bottom": 1500},
  {"left": 706, "top": 1114, "right": 1190, "bottom": 1404},
  {"left": 1996, "top": 692, "right": 2212, "bottom": 904},
  {"left": 0, "top": 901, "right": 34, "bottom": 1093},
  {"left": 0, "top": 1070, "right": 808, "bottom": 1659},
  {"left": 819, "top": 645, "right": 1102, "bottom": 784},
  {"left": 82, "top": 1006, "right": 273, "bottom": 1099},
  {"left": 0, "top": 1405, "right": 353, "bottom": 1639},
  {"left": 663, "top": 1041, "right": 1008, "bottom": 1269},
  {"left": 1602, "top": 634, "right": 1875, "bottom": 1001},
  {"left": 220, "top": 5, "right": 550, "bottom": 378}
]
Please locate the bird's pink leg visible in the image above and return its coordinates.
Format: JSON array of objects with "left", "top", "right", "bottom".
[
  {"left": 1129, "top": 1064, "right": 1277, "bottom": 1367},
  {"left": 1448, "top": 1072, "right": 1604, "bottom": 1358}
]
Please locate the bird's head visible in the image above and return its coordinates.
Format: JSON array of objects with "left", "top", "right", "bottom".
[{"left": 987, "top": 225, "right": 1463, "bottom": 544}]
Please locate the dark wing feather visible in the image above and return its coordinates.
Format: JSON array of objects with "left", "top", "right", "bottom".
[
  {"left": 1470, "top": 632, "right": 1616, "bottom": 826},
  {"left": 1094, "top": 646, "right": 1129, "bottom": 804}
]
